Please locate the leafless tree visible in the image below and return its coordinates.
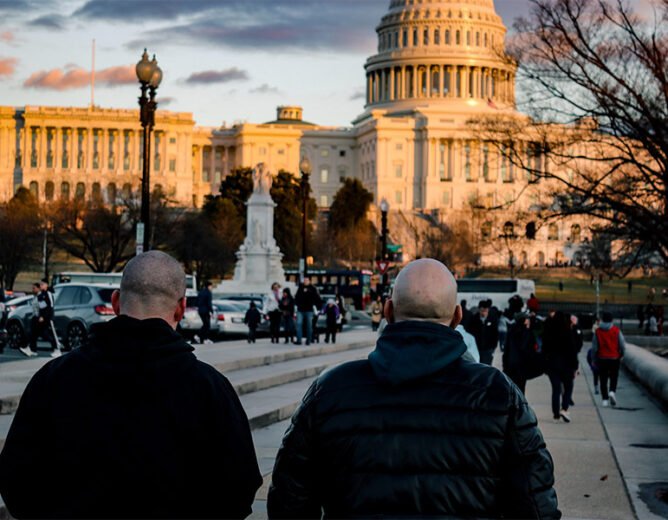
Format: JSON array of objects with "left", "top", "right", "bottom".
[{"left": 470, "top": 0, "right": 668, "bottom": 266}]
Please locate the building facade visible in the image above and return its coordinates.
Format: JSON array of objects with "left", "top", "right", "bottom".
[{"left": 0, "top": 0, "right": 586, "bottom": 267}]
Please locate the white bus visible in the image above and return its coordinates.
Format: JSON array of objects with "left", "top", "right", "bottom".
[
  {"left": 52, "top": 272, "right": 198, "bottom": 291},
  {"left": 457, "top": 278, "right": 535, "bottom": 310}
]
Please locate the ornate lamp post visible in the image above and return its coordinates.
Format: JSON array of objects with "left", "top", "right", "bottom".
[
  {"left": 380, "top": 198, "right": 390, "bottom": 291},
  {"left": 299, "top": 156, "right": 312, "bottom": 283},
  {"left": 135, "top": 49, "right": 162, "bottom": 253}
]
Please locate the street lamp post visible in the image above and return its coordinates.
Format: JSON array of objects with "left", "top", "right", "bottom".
[
  {"left": 380, "top": 198, "right": 390, "bottom": 291},
  {"left": 135, "top": 49, "right": 163, "bottom": 253},
  {"left": 299, "top": 156, "right": 312, "bottom": 283}
]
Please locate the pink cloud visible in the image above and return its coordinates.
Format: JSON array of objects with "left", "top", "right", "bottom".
[
  {"left": 23, "top": 64, "right": 136, "bottom": 90},
  {"left": 0, "top": 58, "right": 17, "bottom": 78},
  {"left": 0, "top": 32, "right": 14, "bottom": 43}
]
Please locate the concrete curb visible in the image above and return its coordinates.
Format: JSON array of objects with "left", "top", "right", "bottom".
[
  {"left": 213, "top": 341, "right": 372, "bottom": 373},
  {"left": 623, "top": 343, "right": 668, "bottom": 405}
]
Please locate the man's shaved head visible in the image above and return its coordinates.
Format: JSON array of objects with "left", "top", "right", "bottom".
[
  {"left": 391, "top": 259, "right": 459, "bottom": 325},
  {"left": 114, "top": 251, "right": 187, "bottom": 326}
]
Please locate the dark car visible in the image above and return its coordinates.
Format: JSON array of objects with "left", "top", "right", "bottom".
[{"left": 5, "top": 283, "right": 117, "bottom": 351}]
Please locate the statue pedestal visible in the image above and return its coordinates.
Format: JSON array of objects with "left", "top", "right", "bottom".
[{"left": 215, "top": 187, "right": 294, "bottom": 297}]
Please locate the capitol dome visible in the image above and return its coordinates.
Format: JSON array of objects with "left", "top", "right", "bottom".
[{"left": 364, "top": 0, "right": 516, "bottom": 111}]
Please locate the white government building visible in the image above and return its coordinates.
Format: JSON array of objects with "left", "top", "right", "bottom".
[{"left": 0, "top": 0, "right": 584, "bottom": 267}]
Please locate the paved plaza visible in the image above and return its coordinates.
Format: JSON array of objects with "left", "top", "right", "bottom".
[{"left": 1, "top": 329, "right": 667, "bottom": 519}]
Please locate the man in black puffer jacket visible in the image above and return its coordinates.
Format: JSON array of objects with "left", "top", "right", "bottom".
[
  {"left": 0, "top": 251, "right": 262, "bottom": 519},
  {"left": 268, "top": 258, "right": 560, "bottom": 519}
]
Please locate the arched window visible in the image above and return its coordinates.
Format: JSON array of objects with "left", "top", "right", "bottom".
[
  {"left": 431, "top": 67, "right": 440, "bottom": 95},
  {"left": 445, "top": 29, "right": 451, "bottom": 44},
  {"left": 45, "top": 181, "right": 54, "bottom": 201},
  {"left": 548, "top": 223, "right": 559, "bottom": 241},
  {"left": 420, "top": 68, "right": 427, "bottom": 96},
  {"left": 423, "top": 28, "right": 429, "bottom": 45},
  {"left": 481, "top": 221, "right": 492, "bottom": 240},
  {"left": 570, "top": 224, "right": 581, "bottom": 242},
  {"left": 466, "top": 31, "right": 471, "bottom": 46},
  {"left": 520, "top": 251, "right": 528, "bottom": 266},
  {"left": 61, "top": 182, "right": 70, "bottom": 200},
  {"left": 537, "top": 251, "right": 546, "bottom": 267},
  {"left": 456, "top": 30, "right": 460, "bottom": 45},
  {"left": 484, "top": 33, "right": 488, "bottom": 47},
  {"left": 29, "top": 181, "right": 39, "bottom": 199},
  {"left": 122, "top": 183, "right": 132, "bottom": 200},
  {"left": 413, "top": 28, "right": 418, "bottom": 46},
  {"left": 525, "top": 221, "right": 536, "bottom": 239},
  {"left": 434, "top": 28, "right": 440, "bottom": 44},
  {"left": 107, "top": 183, "right": 117, "bottom": 204},
  {"left": 476, "top": 31, "right": 480, "bottom": 46},
  {"left": 503, "top": 221, "right": 515, "bottom": 237},
  {"left": 92, "top": 182, "right": 102, "bottom": 202},
  {"left": 75, "top": 182, "right": 85, "bottom": 201}
]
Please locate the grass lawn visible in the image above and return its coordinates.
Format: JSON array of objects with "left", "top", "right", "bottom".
[{"left": 471, "top": 267, "right": 668, "bottom": 305}]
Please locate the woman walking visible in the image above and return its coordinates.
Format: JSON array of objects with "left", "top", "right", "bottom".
[
  {"left": 542, "top": 311, "right": 578, "bottom": 423},
  {"left": 279, "top": 288, "right": 296, "bottom": 344}
]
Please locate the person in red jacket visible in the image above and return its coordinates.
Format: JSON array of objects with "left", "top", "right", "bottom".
[{"left": 592, "top": 312, "right": 626, "bottom": 407}]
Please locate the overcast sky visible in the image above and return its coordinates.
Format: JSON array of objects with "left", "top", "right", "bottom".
[{"left": 0, "top": 0, "right": 575, "bottom": 127}]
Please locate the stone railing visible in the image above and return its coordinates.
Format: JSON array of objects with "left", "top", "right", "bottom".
[{"left": 623, "top": 343, "right": 668, "bottom": 405}]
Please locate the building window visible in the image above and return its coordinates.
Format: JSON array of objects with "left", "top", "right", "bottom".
[
  {"left": 62, "top": 131, "right": 69, "bottom": 169},
  {"left": 503, "top": 221, "right": 515, "bottom": 237},
  {"left": 259, "top": 147, "right": 267, "bottom": 156},
  {"left": 75, "top": 182, "right": 85, "bottom": 201},
  {"left": 339, "top": 150, "right": 346, "bottom": 157},
  {"left": 413, "top": 28, "right": 418, "bottom": 46},
  {"left": 423, "top": 28, "right": 429, "bottom": 45},
  {"left": 395, "top": 191, "right": 402, "bottom": 204},
  {"left": 464, "top": 143, "right": 472, "bottom": 181},
  {"left": 77, "top": 130, "right": 84, "bottom": 169},
  {"left": 320, "top": 167, "right": 329, "bottom": 183},
  {"left": 30, "top": 128, "right": 38, "bottom": 168},
  {"left": 278, "top": 148, "right": 285, "bottom": 155},
  {"left": 445, "top": 29, "right": 451, "bottom": 44},
  {"left": 61, "top": 182, "right": 70, "bottom": 200},
  {"left": 395, "top": 164, "right": 402, "bottom": 178},
  {"left": 45, "top": 181, "right": 54, "bottom": 201},
  {"left": 107, "top": 183, "right": 117, "bottom": 204},
  {"left": 402, "top": 29, "right": 408, "bottom": 47},
  {"left": 29, "top": 181, "right": 39, "bottom": 199},
  {"left": 456, "top": 30, "right": 460, "bottom": 45},
  {"left": 92, "top": 182, "right": 102, "bottom": 201},
  {"left": 434, "top": 28, "right": 440, "bottom": 44},
  {"left": 456, "top": 68, "right": 461, "bottom": 97},
  {"left": 442, "top": 190, "right": 450, "bottom": 206},
  {"left": 431, "top": 68, "right": 440, "bottom": 95},
  {"left": 476, "top": 32, "right": 480, "bottom": 46},
  {"left": 319, "top": 195, "right": 328, "bottom": 207},
  {"left": 46, "top": 128, "right": 53, "bottom": 168},
  {"left": 466, "top": 31, "right": 471, "bottom": 46},
  {"left": 481, "top": 221, "right": 492, "bottom": 240},
  {"left": 154, "top": 133, "right": 161, "bottom": 172},
  {"left": 169, "top": 137, "right": 176, "bottom": 144},
  {"left": 338, "top": 166, "right": 347, "bottom": 181},
  {"left": 202, "top": 147, "right": 211, "bottom": 182},
  {"left": 482, "top": 143, "right": 490, "bottom": 181},
  {"left": 439, "top": 142, "right": 448, "bottom": 181},
  {"left": 526, "top": 222, "right": 536, "bottom": 239},
  {"left": 320, "top": 148, "right": 329, "bottom": 158},
  {"left": 469, "top": 68, "right": 475, "bottom": 97},
  {"left": 548, "top": 223, "right": 559, "bottom": 241},
  {"left": 123, "top": 131, "right": 131, "bottom": 170},
  {"left": 122, "top": 183, "right": 132, "bottom": 200},
  {"left": 484, "top": 33, "right": 488, "bottom": 47},
  {"left": 570, "top": 224, "right": 581, "bottom": 242},
  {"left": 108, "top": 132, "right": 115, "bottom": 170},
  {"left": 169, "top": 158, "right": 176, "bottom": 172},
  {"left": 93, "top": 130, "right": 100, "bottom": 169}
]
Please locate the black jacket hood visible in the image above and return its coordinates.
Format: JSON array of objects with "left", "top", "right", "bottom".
[{"left": 369, "top": 320, "right": 467, "bottom": 385}]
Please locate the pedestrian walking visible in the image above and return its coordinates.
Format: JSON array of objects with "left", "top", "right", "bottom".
[
  {"left": 527, "top": 292, "right": 540, "bottom": 314},
  {"left": 19, "top": 283, "right": 41, "bottom": 357},
  {"left": 264, "top": 282, "right": 282, "bottom": 343},
  {"left": 586, "top": 347, "right": 600, "bottom": 394},
  {"left": 321, "top": 299, "right": 340, "bottom": 344},
  {"left": 543, "top": 311, "right": 578, "bottom": 422},
  {"left": 267, "top": 259, "right": 560, "bottom": 519},
  {"left": 503, "top": 312, "right": 541, "bottom": 395},
  {"left": 26, "top": 279, "right": 60, "bottom": 357},
  {"left": 466, "top": 300, "right": 499, "bottom": 365},
  {"left": 195, "top": 280, "right": 214, "bottom": 345},
  {"left": 0, "top": 251, "right": 262, "bottom": 518},
  {"left": 497, "top": 309, "right": 512, "bottom": 351},
  {"left": 279, "top": 288, "right": 296, "bottom": 343},
  {"left": 592, "top": 311, "right": 626, "bottom": 407},
  {"left": 294, "top": 277, "right": 322, "bottom": 345},
  {"left": 637, "top": 304, "right": 645, "bottom": 330},
  {"left": 244, "top": 302, "right": 262, "bottom": 344},
  {"left": 369, "top": 295, "right": 383, "bottom": 331}
]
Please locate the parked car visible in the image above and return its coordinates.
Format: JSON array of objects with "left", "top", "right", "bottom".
[
  {"left": 213, "top": 300, "right": 250, "bottom": 337},
  {"left": 178, "top": 293, "right": 221, "bottom": 339},
  {"left": 5, "top": 283, "right": 117, "bottom": 351},
  {"left": 217, "top": 295, "right": 270, "bottom": 334}
]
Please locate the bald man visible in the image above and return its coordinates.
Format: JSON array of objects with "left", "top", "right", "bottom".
[
  {"left": 268, "top": 259, "right": 560, "bottom": 519},
  {"left": 0, "top": 251, "right": 262, "bottom": 519}
]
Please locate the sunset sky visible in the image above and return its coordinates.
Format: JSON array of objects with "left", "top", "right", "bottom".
[{"left": 0, "top": 0, "right": 651, "bottom": 127}]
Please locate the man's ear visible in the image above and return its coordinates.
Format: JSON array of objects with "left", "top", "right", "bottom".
[
  {"left": 384, "top": 298, "right": 395, "bottom": 324},
  {"left": 111, "top": 290, "right": 121, "bottom": 316},
  {"left": 449, "top": 304, "right": 462, "bottom": 329},
  {"left": 174, "top": 297, "right": 186, "bottom": 324}
]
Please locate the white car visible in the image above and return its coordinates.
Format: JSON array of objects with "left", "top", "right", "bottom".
[{"left": 212, "top": 300, "right": 250, "bottom": 337}]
